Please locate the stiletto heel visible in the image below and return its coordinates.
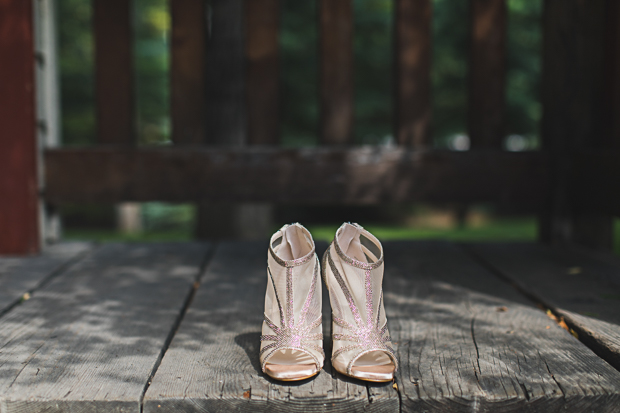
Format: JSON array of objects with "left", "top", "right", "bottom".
[
  {"left": 322, "top": 222, "right": 397, "bottom": 382},
  {"left": 260, "top": 223, "right": 324, "bottom": 381}
]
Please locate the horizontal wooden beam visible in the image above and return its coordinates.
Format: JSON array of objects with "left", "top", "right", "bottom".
[{"left": 44, "top": 148, "right": 548, "bottom": 205}]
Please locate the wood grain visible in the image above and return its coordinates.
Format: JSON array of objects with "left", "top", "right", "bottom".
[
  {"left": 0, "top": 243, "right": 211, "bottom": 413},
  {"left": 319, "top": 0, "right": 354, "bottom": 145},
  {"left": 468, "top": 0, "right": 507, "bottom": 149},
  {"left": 44, "top": 147, "right": 548, "bottom": 205},
  {"left": 245, "top": 0, "right": 280, "bottom": 145},
  {"left": 1, "top": 241, "right": 619, "bottom": 410},
  {"left": 170, "top": 0, "right": 207, "bottom": 144},
  {"left": 394, "top": 0, "right": 432, "bottom": 147},
  {"left": 466, "top": 242, "right": 620, "bottom": 372},
  {"left": 145, "top": 240, "right": 620, "bottom": 411},
  {"left": 382, "top": 241, "right": 620, "bottom": 411},
  {"left": 144, "top": 241, "right": 396, "bottom": 412},
  {"left": 0, "top": 242, "right": 91, "bottom": 316},
  {"left": 0, "top": 0, "right": 40, "bottom": 255},
  {"left": 93, "top": 0, "right": 135, "bottom": 145}
]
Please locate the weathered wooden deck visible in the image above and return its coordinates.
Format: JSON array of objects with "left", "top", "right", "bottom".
[{"left": 1, "top": 240, "right": 620, "bottom": 412}]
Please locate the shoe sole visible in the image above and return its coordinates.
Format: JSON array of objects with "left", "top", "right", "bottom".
[{"left": 265, "top": 368, "right": 322, "bottom": 382}]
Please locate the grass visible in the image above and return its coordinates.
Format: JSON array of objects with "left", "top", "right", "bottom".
[
  {"left": 63, "top": 229, "right": 193, "bottom": 243},
  {"left": 63, "top": 217, "right": 538, "bottom": 244},
  {"left": 61, "top": 218, "right": 620, "bottom": 257},
  {"left": 616, "top": 219, "right": 620, "bottom": 256},
  {"left": 306, "top": 217, "right": 537, "bottom": 243}
]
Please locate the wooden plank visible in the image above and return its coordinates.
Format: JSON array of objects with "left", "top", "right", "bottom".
[
  {"left": 0, "top": 243, "right": 211, "bottom": 412},
  {"left": 0, "top": 0, "right": 40, "bottom": 255},
  {"left": 93, "top": 0, "right": 135, "bottom": 145},
  {"left": 468, "top": 0, "right": 507, "bottom": 149},
  {"left": 144, "top": 241, "right": 398, "bottom": 412},
  {"left": 540, "top": 0, "right": 611, "bottom": 248},
  {"left": 245, "top": 0, "right": 280, "bottom": 145},
  {"left": 467, "top": 242, "right": 620, "bottom": 372},
  {"left": 319, "top": 0, "right": 353, "bottom": 145},
  {"left": 0, "top": 242, "right": 91, "bottom": 316},
  {"left": 170, "top": 0, "right": 207, "bottom": 144},
  {"left": 394, "top": 0, "right": 432, "bottom": 147},
  {"left": 146, "top": 240, "right": 620, "bottom": 411},
  {"left": 44, "top": 147, "right": 548, "bottom": 205},
  {"left": 381, "top": 241, "right": 620, "bottom": 410}
]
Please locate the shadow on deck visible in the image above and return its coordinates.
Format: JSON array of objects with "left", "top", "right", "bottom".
[{"left": 0, "top": 240, "right": 619, "bottom": 412}]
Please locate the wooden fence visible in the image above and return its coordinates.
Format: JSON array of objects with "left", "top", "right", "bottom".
[{"left": 1, "top": 0, "right": 619, "bottom": 254}]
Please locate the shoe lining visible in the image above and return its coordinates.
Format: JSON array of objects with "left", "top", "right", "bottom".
[{"left": 273, "top": 225, "right": 313, "bottom": 261}]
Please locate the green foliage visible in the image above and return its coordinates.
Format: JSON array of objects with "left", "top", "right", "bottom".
[
  {"left": 506, "top": 0, "right": 542, "bottom": 144},
  {"left": 134, "top": 0, "right": 170, "bottom": 145},
  {"left": 142, "top": 203, "right": 194, "bottom": 232},
  {"left": 280, "top": 0, "right": 319, "bottom": 146},
  {"left": 57, "top": 0, "right": 95, "bottom": 145},
  {"left": 307, "top": 217, "right": 537, "bottom": 243},
  {"left": 353, "top": 0, "right": 393, "bottom": 144},
  {"left": 431, "top": 0, "right": 469, "bottom": 146},
  {"left": 58, "top": 0, "right": 543, "bottom": 147},
  {"left": 57, "top": 0, "right": 170, "bottom": 146}
]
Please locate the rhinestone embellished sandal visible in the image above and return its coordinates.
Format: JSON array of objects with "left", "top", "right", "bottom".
[
  {"left": 322, "top": 222, "right": 398, "bottom": 382},
  {"left": 260, "top": 223, "right": 324, "bottom": 381}
]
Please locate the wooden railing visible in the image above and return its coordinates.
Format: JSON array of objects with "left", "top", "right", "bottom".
[
  {"left": 46, "top": 0, "right": 543, "bottom": 198},
  {"left": 45, "top": 0, "right": 550, "bottom": 205},
  {"left": 2, "top": 0, "right": 619, "bottom": 255}
]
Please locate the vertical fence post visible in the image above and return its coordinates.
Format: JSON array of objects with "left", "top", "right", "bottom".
[
  {"left": 468, "top": 0, "right": 507, "bottom": 149},
  {"left": 319, "top": 0, "right": 353, "bottom": 145},
  {"left": 0, "top": 0, "right": 40, "bottom": 255},
  {"left": 35, "top": 0, "right": 62, "bottom": 244},
  {"left": 394, "top": 0, "right": 432, "bottom": 148},
  {"left": 195, "top": 0, "right": 273, "bottom": 239},
  {"left": 170, "top": 0, "right": 207, "bottom": 144},
  {"left": 93, "top": 0, "right": 135, "bottom": 145},
  {"left": 540, "top": 0, "right": 612, "bottom": 250},
  {"left": 603, "top": 0, "right": 620, "bottom": 150},
  {"left": 245, "top": 0, "right": 280, "bottom": 145}
]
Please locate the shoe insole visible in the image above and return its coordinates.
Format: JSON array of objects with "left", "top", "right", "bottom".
[
  {"left": 355, "top": 351, "right": 392, "bottom": 366},
  {"left": 350, "top": 352, "right": 394, "bottom": 380},
  {"left": 267, "top": 348, "right": 316, "bottom": 365},
  {"left": 265, "top": 349, "right": 318, "bottom": 379}
]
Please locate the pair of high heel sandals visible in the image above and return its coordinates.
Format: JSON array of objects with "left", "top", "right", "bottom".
[{"left": 260, "top": 222, "right": 398, "bottom": 382}]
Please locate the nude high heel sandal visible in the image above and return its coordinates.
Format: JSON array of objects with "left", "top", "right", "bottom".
[
  {"left": 322, "top": 223, "right": 398, "bottom": 382},
  {"left": 260, "top": 223, "right": 324, "bottom": 381}
]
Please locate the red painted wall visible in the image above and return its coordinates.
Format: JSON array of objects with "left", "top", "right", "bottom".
[{"left": 0, "top": 0, "right": 40, "bottom": 255}]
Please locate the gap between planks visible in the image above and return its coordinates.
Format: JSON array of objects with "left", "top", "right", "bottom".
[
  {"left": 459, "top": 242, "right": 620, "bottom": 375},
  {"left": 138, "top": 243, "right": 219, "bottom": 413},
  {"left": 0, "top": 243, "right": 94, "bottom": 319}
]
